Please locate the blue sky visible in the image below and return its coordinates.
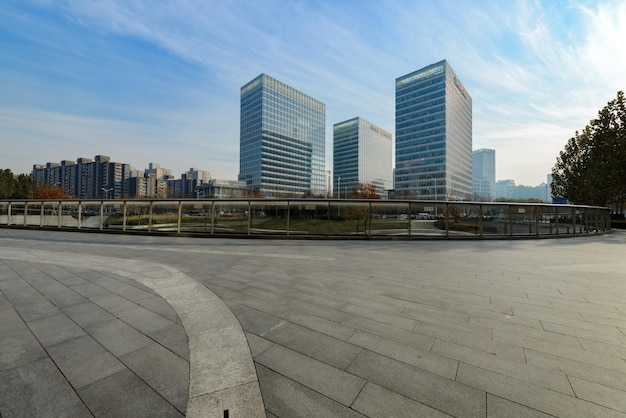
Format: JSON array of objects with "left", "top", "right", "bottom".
[{"left": 1, "top": 0, "right": 625, "bottom": 186}]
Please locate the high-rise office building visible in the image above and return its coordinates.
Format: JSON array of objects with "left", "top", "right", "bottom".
[
  {"left": 395, "top": 60, "right": 472, "bottom": 200},
  {"left": 333, "top": 117, "right": 392, "bottom": 198},
  {"left": 472, "top": 148, "right": 496, "bottom": 201},
  {"left": 239, "top": 73, "right": 326, "bottom": 197}
]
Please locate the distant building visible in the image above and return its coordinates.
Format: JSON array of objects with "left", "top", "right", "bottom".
[
  {"left": 198, "top": 179, "right": 247, "bottom": 199},
  {"left": 33, "top": 155, "right": 131, "bottom": 199},
  {"left": 496, "top": 180, "right": 516, "bottom": 200},
  {"left": 239, "top": 73, "right": 326, "bottom": 197},
  {"left": 472, "top": 148, "right": 496, "bottom": 201},
  {"left": 395, "top": 60, "right": 473, "bottom": 200},
  {"left": 333, "top": 117, "right": 392, "bottom": 198}
]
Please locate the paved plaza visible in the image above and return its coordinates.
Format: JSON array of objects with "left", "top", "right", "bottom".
[{"left": 1, "top": 229, "right": 626, "bottom": 417}]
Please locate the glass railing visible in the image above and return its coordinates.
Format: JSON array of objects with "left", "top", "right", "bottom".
[{"left": 0, "top": 199, "right": 611, "bottom": 239}]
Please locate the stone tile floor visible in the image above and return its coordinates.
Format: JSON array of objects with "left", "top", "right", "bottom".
[{"left": 1, "top": 229, "right": 626, "bottom": 417}]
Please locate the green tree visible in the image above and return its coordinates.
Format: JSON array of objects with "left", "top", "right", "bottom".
[
  {"left": 0, "top": 169, "right": 15, "bottom": 199},
  {"left": 552, "top": 91, "right": 626, "bottom": 212}
]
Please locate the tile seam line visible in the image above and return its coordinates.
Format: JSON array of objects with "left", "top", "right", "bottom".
[{"left": 0, "top": 246, "right": 266, "bottom": 417}]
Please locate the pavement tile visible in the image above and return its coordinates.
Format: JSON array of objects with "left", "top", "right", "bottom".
[
  {"left": 351, "top": 382, "right": 452, "bottom": 418},
  {"left": 0, "top": 358, "right": 92, "bottom": 418},
  {"left": 349, "top": 330, "right": 459, "bottom": 379},
  {"left": 346, "top": 349, "right": 486, "bottom": 417},
  {"left": 47, "top": 334, "right": 125, "bottom": 389},
  {"left": 120, "top": 342, "right": 189, "bottom": 413},
  {"left": 114, "top": 304, "right": 178, "bottom": 334},
  {"left": 524, "top": 348, "right": 626, "bottom": 391},
  {"left": 341, "top": 314, "right": 435, "bottom": 351},
  {"left": 0, "top": 327, "right": 47, "bottom": 371},
  {"left": 229, "top": 304, "right": 286, "bottom": 336},
  {"left": 148, "top": 323, "right": 190, "bottom": 361},
  {"left": 431, "top": 339, "right": 574, "bottom": 395},
  {"left": 569, "top": 376, "right": 626, "bottom": 413},
  {"left": 78, "top": 369, "right": 183, "bottom": 417},
  {"left": 27, "top": 312, "right": 86, "bottom": 347},
  {"left": 280, "top": 310, "right": 357, "bottom": 340},
  {"left": 85, "top": 317, "right": 153, "bottom": 357},
  {"left": 487, "top": 394, "right": 554, "bottom": 417},
  {"left": 68, "top": 281, "right": 111, "bottom": 298},
  {"left": 256, "top": 364, "right": 366, "bottom": 418},
  {"left": 0, "top": 305, "right": 26, "bottom": 335},
  {"left": 189, "top": 325, "right": 257, "bottom": 398},
  {"left": 263, "top": 321, "right": 362, "bottom": 370},
  {"left": 136, "top": 294, "right": 181, "bottom": 324},
  {"left": 456, "top": 362, "right": 624, "bottom": 418},
  {"left": 62, "top": 300, "right": 116, "bottom": 328},
  {"left": 186, "top": 381, "right": 265, "bottom": 418},
  {"left": 255, "top": 342, "right": 366, "bottom": 406},
  {"left": 245, "top": 331, "right": 273, "bottom": 357}
]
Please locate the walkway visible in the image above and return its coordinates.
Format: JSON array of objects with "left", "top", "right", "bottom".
[{"left": 1, "top": 229, "right": 626, "bottom": 417}]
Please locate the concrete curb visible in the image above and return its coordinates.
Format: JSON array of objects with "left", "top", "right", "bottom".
[{"left": 0, "top": 247, "right": 265, "bottom": 418}]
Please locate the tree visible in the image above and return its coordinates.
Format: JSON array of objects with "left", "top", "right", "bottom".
[
  {"left": 0, "top": 169, "right": 37, "bottom": 199},
  {"left": 351, "top": 183, "right": 381, "bottom": 199},
  {"left": 552, "top": 91, "right": 626, "bottom": 212}
]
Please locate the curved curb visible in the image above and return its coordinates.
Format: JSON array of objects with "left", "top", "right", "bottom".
[{"left": 0, "top": 247, "right": 265, "bottom": 418}]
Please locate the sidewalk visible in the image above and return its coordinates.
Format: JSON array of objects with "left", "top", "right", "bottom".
[{"left": 1, "top": 229, "right": 626, "bottom": 417}]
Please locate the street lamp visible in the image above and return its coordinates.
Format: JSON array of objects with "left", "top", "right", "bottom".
[
  {"left": 337, "top": 176, "right": 341, "bottom": 199},
  {"left": 101, "top": 187, "right": 113, "bottom": 200}
]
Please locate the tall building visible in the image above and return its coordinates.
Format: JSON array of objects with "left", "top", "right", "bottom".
[
  {"left": 239, "top": 73, "right": 326, "bottom": 197},
  {"left": 496, "top": 180, "right": 516, "bottom": 200},
  {"left": 395, "top": 60, "right": 473, "bottom": 200},
  {"left": 333, "top": 117, "right": 392, "bottom": 198},
  {"left": 472, "top": 148, "right": 496, "bottom": 201}
]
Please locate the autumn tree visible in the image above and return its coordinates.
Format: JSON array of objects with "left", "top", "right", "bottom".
[
  {"left": 552, "top": 91, "right": 626, "bottom": 212},
  {"left": 351, "top": 183, "right": 381, "bottom": 199}
]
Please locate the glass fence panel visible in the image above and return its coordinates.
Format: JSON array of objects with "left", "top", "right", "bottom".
[
  {"left": 125, "top": 201, "right": 152, "bottom": 232},
  {"left": 80, "top": 202, "right": 103, "bottom": 229},
  {"left": 287, "top": 201, "right": 331, "bottom": 236},
  {"left": 443, "top": 203, "right": 481, "bottom": 236},
  {"left": 331, "top": 201, "right": 370, "bottom": 236},
  {"left": 248, "top": 200, "right": 288, "bottom": 235},
  {"left": 147, "top": 201, "right": 177, "bottom": 232},
  {"left": 102, "top": 202, "right": 124, "bottom": 230},
  {"left": 25, "top": 202, "right": 42, "bottom": 226},
  {"left": 9, "top": 202, "right": 25, "bottom": 225},
  {"left": 41, "top": 202, "right": 60, "bottom": 227},
  {"left": 369, "top": 201, "right": 410, "bottom": 236},
  {"left": 481, "top": 204, "right": 509, "bottom": 236},
  {"left": 510, "top": 205, "right": 538, "bottom": 236},
  {"left": 407, "top": 201, "right": 445, "bottom": 237},
  {"left": 60, "top": 201, "right": 80, "bottom": 227},
  {"left": 0, "top": 202, "right": 9, "bottom": 225},
  {"left": 556, "top": 207, "right": 575, "bottom": 235},
  {"left": 180, "top": 201, "right": 212, "bottom": 233},
  {"left": 213, "top": 201, "right": 249, "bottom": 235},
  {"left": 537, "top": 205, "right": 557, "bottom": 236}
]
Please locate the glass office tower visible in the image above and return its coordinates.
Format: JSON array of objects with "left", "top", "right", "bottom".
[
  {"left": 395, "top": 60, "right": 472, "bottom": 200},
  {"left": 239, "top": 74, "right": 326, "bottom": 197},
  {"left": 333, "top": 117, "right": 392, "bottom": 198},
  {"left": 472, "top": 148, "right": 496, "bottom": 201}
]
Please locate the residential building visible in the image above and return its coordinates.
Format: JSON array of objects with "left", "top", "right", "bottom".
[
  {"left": 239, "top": 73, "right": 326, "bottom": 197},
  {"left": 333, "top": 117, "right": 392, "bottom": 198},
  {"left": 395, "top": 60, "right": 473, "bottom": 200},
  {"left": 472, "top": 148, "right": 496, "bottom": 201}
]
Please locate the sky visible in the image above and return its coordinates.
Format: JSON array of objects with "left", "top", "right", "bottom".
[{"left": 1, "top": 0, "right": 625, "bottom": 186}]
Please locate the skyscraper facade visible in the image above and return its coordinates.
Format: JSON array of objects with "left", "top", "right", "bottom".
[
  {"left": 239, "top": 74, "right": 326, "bottom": 197},
  {"left": 395, "top": 60, "right": 473, "bottom": 200},
  {"left": 333, "top": 117, "right": 392, "bottom": 197},
  {"left": 472, "top": 148, "right": 496, "bottom": 201}
]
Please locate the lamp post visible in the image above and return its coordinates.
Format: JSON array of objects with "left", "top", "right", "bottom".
[
  {"left": 101, "top": 187, "right": 113, "bottom": 200},
  {"left": 337, "top": 176, "right": 341, "bottom": 199}
]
